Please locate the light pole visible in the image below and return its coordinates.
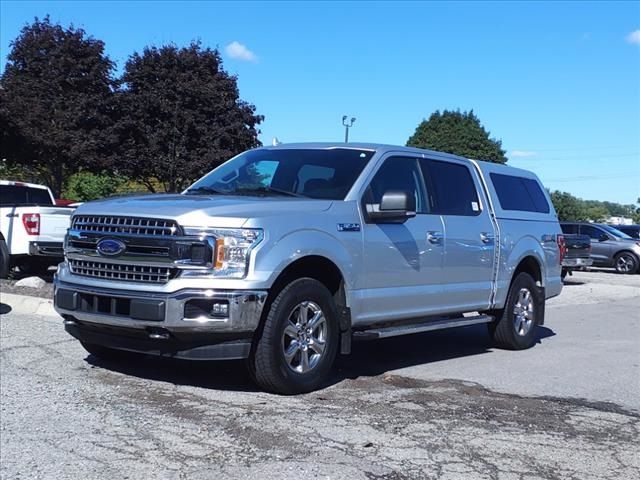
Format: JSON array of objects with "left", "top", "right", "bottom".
[{"left": 342, "top": 115, "right": 356, "bottom": 143}]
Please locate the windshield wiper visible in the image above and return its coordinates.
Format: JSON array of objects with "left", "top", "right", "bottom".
[
  {"left": 234, "top": 186, "right": 305, "bottom": 198},
  {"left": 184, "top": 186, "right": 227, "bottom": 195}
]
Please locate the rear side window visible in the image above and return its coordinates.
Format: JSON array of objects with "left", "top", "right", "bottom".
[
  {"left": 560, "top": 224, "right": 578, "bottom": 234},
  {"left": 490, "top": 173, "right": 550, "bottom": 213},
  {"left": 421, "top": 159, "right": 480, "bottom": 216},
  {"left": 0, "top": 185, "right": 53, "bottom": 206}
]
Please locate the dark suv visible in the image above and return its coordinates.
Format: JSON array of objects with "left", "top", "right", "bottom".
[
  {"left": 614, "top": 225, "right": 640, "bottom": 240},
  {"left": 560, "top": 222, "right": 640, "bottom": 274}
]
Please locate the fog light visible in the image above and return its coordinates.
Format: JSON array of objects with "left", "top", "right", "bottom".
[{"left": 212, "top": 302, "right": 229, "bottom": 316}]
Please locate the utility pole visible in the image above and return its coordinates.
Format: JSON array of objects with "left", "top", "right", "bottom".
[{"left": 342, "top": 115, "right": 356, "bottom": 143}]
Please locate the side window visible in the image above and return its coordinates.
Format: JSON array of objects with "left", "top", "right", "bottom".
[
  {"left": 366, "top": 156, "right": 427, "bottom": 213},
  {"left": 422, "top": 159, "right": 480, "bottom": 216},
  {"left": 489, "top": 173, "right": 550, "bottom": 213},
  {"left": 580, "top": 225, "right": 606, "bottom": 240},
  {"left": 561, "top": 224, "right": 577, "bottom": 235}
]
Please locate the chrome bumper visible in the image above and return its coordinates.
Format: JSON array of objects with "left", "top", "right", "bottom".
[
  {"left": 29, "top": 241, "right": 64, "bottom": 257},
  {"left": 53, "top": 277, "right": 267, "bottom": 334}
]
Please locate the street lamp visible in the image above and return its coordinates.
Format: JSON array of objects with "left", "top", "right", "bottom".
[{"left": 342, "top": 115, "right": 356, "bottom": 143}]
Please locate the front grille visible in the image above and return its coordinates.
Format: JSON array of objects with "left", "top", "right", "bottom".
[
  {"left": 71, "top": 216, "right": 180, "bottom": 236},
  {"left": 69, "top": 259, "right": 175, "bottom": 283}
]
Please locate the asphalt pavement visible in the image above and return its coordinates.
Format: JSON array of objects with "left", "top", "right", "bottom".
[{"left": 1, "top": 270, "right": 639, "bottom": 479}]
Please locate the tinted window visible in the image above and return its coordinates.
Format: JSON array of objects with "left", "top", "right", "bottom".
[
  {"left": 366, "top": 157, "right": 427, "bottom": 213},
  {"left": 490, "top": 173, "right": 550, "bottom": 213},
  {"left": 560, "top": 224, "right": 578, "bottom": 234},
  {"left": 618, "top": 226, "right": 640, "bottom": 239},
  {"left": 186, "top": 148, "right": 374, "bottom": 200},
  {"left": 296, "top": 164, "right": 336, "bottom": 196},
  {"left": 580, "top": 225, "right": 606, "bottom": 240},
  {"left": 0, "top": 185, "right": 52, "bottom": 206},
  {"left": 422, "top": 160, "right": 480, "bottom": 216},
  {"left": 600, "top": 224, "right": 632, "bottom": 239}
]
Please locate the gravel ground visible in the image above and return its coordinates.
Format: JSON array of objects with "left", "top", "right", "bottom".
[{"left": 1, "top": 269, "right": 639, "bottom": 479}]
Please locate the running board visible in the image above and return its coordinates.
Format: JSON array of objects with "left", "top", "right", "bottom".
[{"left": 352, "top": 314, "right": 494, "bottom": 340}]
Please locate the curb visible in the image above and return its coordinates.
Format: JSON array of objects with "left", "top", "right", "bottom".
[{"left": 0, "top": 292, "right": 58, "bottom": 318}]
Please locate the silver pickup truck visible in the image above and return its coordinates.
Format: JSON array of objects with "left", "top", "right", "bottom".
[{"left": 54, "top": 143, "right": 564, "bottom": 393}]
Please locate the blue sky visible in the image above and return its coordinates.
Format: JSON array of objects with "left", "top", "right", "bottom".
[{"left": 1, "top": 1, "right": 639, "bottom": 204}]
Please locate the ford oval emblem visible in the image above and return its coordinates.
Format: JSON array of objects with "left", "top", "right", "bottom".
[{"left": 97, "top": 239, "right": 126, "bottom": 256}]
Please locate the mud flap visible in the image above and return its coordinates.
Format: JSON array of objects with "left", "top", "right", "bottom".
[{"left": 338, "top": 305, "right": 352, "bottom": 355}]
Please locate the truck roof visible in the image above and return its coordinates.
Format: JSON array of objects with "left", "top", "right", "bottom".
[
  {"left": 0, "top": 180, "right": 50, "bottom": 190},
  {"left": 260, "top": 142, "right": 538, "bottom": 178}
]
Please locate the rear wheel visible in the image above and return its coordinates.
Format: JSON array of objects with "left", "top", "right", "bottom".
[
  {"left": 489, "top": 272, "right": 542, "bottom": 350},
  {"left": 0, "top": 240, "right": 10, "bottom": 279},
  {"left": 614, "top": 252, "right": 638, "bottom": 274},
  {"left": 250, "top": 278, "right": 339, "bottom": 394},
  {"left": 80, "top": 342, "right": 139, "bottom": 362}
]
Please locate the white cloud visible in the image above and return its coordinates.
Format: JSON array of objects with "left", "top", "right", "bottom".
[
  {"left": 225, "top": 41, "right": 257, "bottom": 62},
  {"left": 510, "top": 150, "right": 537, "bottom": 158},
  {"left": 626, "top": 30, "right": 640, "bottom": 45}
]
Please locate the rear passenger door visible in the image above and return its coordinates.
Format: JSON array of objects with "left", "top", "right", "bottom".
[{"left": 419, "top": 158, "right": 495, "bottom": 312}]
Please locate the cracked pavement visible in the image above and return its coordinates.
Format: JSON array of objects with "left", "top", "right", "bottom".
[{"left": 1, "top": 270, "right": 639, "bottom": 479}]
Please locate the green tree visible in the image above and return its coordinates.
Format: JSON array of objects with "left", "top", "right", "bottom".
[
  {"left": 63, "top": 171, "right": 127, "bottom": 202},
  {"left": 407, "top": 109, "right": 507, "bottom": 163},
  {"left": 0, "top": 17, "right": 117, "bottom": 196},
  {"left": 115, "top": 43, "right": 263, "bottom": 193},
  {"left": 549, "top": 190, "right": 588, "bottom": 221}
]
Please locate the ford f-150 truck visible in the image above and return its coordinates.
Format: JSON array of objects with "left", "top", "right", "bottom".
[
  {"left": 0, "top": 180, "right": 74, "bottom": 277},
  {"left": 54, "top": 144, "right": 564, "bottom": 393}
]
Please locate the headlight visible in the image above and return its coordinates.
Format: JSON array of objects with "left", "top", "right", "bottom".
[{"left": 183, "top": 227, "right": 263, "bottom": 278}]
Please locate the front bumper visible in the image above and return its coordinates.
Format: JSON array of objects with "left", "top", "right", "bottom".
[
  {"left": 54, "top": 277, "right": 267, "bottom": 360},
  {"left": 29, "top": 241, "right": 64, "bottom": 257}
]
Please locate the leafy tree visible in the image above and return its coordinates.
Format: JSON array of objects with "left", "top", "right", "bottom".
[
  {"left": 549, "top": 191, "right": 588, "bottom": 221},
  {"left": 115, "top": 43, "right": 263, "bottom": 193},
  {"left": 0, "top": 17, "right": 116, "bottom": 196},
  {"left": 63, "top": 171, "right": 127, "bottom": 202},
  {"left": 407, "top": 109, "right": 507, "bottom": 163}
]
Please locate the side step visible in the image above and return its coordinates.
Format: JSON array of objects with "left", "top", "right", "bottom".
[{"left": 352, "top": 314, "right": 494, "bottom": 340}]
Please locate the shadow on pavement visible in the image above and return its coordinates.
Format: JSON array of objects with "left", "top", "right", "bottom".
[{"left": 84, "top": 323, "right": 556, "bottom": 393}]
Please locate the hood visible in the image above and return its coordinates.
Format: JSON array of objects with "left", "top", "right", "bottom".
[{"left": 73, "top": 194, "right": 333, "bottom": 228}]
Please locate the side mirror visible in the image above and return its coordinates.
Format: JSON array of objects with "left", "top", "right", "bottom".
[
  {"left": 365, "top": 190, "right": 416, "bottom": 224},
  {"left": 599, "top": 233, "right": 609, "bottom": 242}
]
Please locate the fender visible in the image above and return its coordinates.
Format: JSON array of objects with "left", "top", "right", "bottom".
[{"left": 494, "top": 233, "right": 546, "bottom": 309}]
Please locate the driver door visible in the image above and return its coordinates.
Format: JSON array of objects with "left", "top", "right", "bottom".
[{"left": 359, "top": 155, "right": 445, "bottom": 326}]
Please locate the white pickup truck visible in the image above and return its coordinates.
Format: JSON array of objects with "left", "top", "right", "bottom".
[{"left": 0, "top": 180, "right": 74, "bottom": 277}]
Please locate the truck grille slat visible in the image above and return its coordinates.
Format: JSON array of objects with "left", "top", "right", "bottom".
[
  {"left": 71, "top": 216, "right": 179, "bottom": 237},
  {"left": 69, "top": 259, "right": 174, "bottom": 284}
]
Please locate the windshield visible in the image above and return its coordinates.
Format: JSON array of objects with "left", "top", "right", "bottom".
[
  {"left": 185, "top": 148, "right": 375, "bottom": 200},
  {"left": 601, "top": 224, "right": 633, "bottom": 239}
]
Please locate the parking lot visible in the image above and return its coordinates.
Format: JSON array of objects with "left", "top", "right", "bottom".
[{"left": 1, "top": 269, "right": 639, "bottom": 480}]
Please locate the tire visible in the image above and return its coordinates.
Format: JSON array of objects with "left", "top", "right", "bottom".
[
  {"left": 80, "top": 342, "right": 139, "bottom": 362},
  {"left": 613, "top": 252, "right": 638, "bottom": 275},
  {"left": 489, "top": 272, "right": 543, "bottom": 350},
  {"left": 0, "top": 240, "right": 10, "bottom": 279},
  {"left": 250, "top": 278, "right": 339, "bottom": 394}
]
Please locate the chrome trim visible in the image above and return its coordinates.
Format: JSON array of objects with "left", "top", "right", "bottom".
[
  {"left": 71, "top": 215, "right": 180, "bottom": 236},
  {"left": 54, "top": 279, "right": 267, "bottom": 333}
]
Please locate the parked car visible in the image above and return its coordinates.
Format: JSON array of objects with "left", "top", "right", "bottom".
[
  {"left": 560, "top": 222, "right": 640, "bottom": 274},
  {"left": 54, "top": 143, "right": 564, "bottom": 394},
  {"left": 0, "top": 180, "right": 74, "bottom": 277},
  {"left": 560, "top": 234, "right": 593, "bottom": 280},
  {"left": 613, "top": 224, "right": 640, "bottom": 240}
]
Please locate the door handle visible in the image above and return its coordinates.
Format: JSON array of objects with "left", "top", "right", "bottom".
[
  {"left": 427, "top": 231, "right": 443, "bottom": 244},
  {"left": 480, "top": 232, "right": 494, "bottom": 244}
]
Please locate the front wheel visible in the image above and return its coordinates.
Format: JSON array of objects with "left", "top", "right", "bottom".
[
  {"left": 614, "top": 252, "right": 638, "bottom": 274},
  {"left": 249, "top": 278, "right": 339, "bottom": 394},
  {"left": 489, "top": 272, "right": 543, "bottom": 350},
  {"left": 0, "top": 240, "right": 10, "bottom": 279}
]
